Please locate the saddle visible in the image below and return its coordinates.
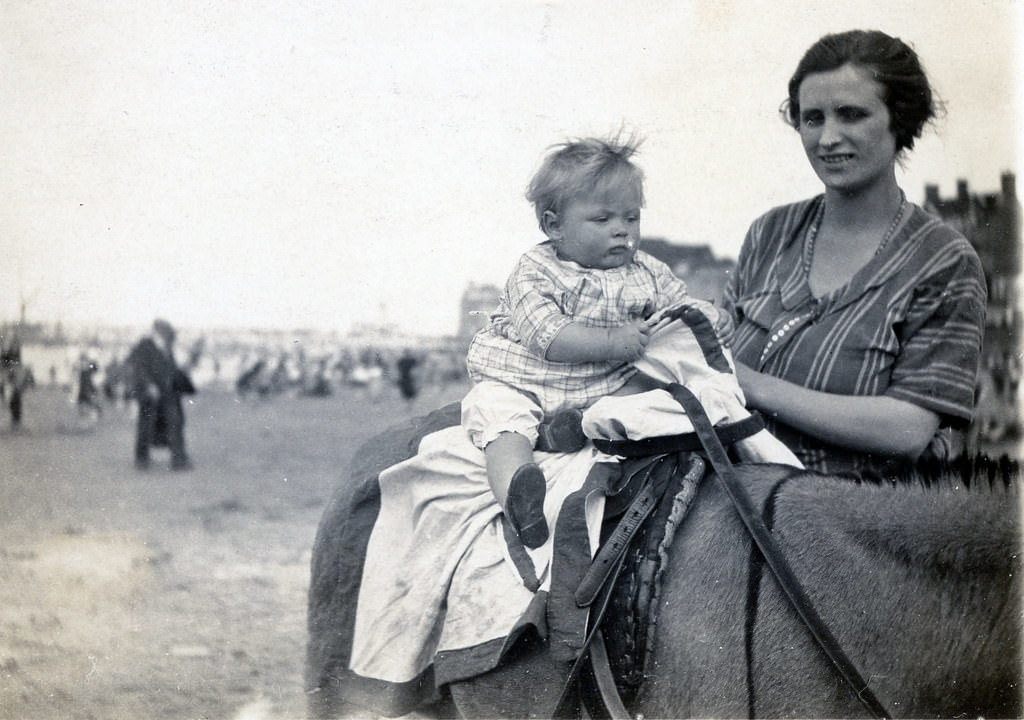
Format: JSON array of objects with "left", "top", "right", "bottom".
[
  {"left": 555, "top": 384, "right": 890, "bottom": 720},
  {"left": 544, "top": 411, "right": 763, "bottom": 718},
  {"left": 587, "top": 452, "right": 706, "bottom": 709}
]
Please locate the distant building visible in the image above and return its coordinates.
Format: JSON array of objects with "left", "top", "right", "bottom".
[
  {"left": 640, "top": 238, "right": 735, "bottom": 303},
  {"left": 923, "top": 172, "right": 1021, "bottom": 357}
]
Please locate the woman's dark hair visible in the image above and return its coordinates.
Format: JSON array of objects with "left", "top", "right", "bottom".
[{"left": 781, "top": 30, "right": 937, "bottom": 153}]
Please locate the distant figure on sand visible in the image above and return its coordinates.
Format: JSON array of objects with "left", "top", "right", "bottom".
[
  {"left": 1, "top": 333, "right": 32, "bottom": 430},
  {"left": 75, "top": 352, "right": 103, "bottom": 419},
  {"left": 127, "top": 319, "right": 197, "bottom": 470},
  {"left": 396, "top": 349, "right": 420, "bottom": 404}
]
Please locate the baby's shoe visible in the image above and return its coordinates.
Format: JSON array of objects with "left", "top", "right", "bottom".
[
  {"left": 506, "top": 463, "right": 548, "bottom": 548},
  {"left": 536, "top": 408, "right": 588, "bottom": 453}
]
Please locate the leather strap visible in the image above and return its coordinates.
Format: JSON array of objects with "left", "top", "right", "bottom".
[
  {"left": 666, "top": 384, "right": 891, "bottom": 719},
  {"left": 552, "top": 549, "right": 625, "bottom": 718},
  {"left": 592, "top": 412, "right": 764, "bottom": 458},
  {"left": 574, "top": 455, "right": 676, "bottom": 607},
  {"left": 586, "top": 630, "right": 632, "bottom": 720}
]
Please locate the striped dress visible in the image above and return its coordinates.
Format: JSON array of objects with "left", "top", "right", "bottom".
[{"left": 722, "top": 196, "right": 986, "bottom": 473}]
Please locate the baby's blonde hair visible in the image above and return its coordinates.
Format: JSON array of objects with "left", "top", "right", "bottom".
[{"left": 526, "top": 134, "right": 645, "bottom": 229}]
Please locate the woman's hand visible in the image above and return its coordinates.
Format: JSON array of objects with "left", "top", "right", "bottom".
[{"left": 733, "top": 361, "right": 941, "bottom": 459}]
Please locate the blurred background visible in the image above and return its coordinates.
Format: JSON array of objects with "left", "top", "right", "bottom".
[{"left": 1, "top": 0, "right": 1020, "bottom": 448}]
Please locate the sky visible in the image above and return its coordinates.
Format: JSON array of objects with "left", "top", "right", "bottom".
[{"left": 2, "top": 0, "right": 1020, "bottom": 337}]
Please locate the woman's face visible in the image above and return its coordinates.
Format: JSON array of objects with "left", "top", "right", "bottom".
[{"left": 796, "top": 63, "right": 898, "bottom": 195}]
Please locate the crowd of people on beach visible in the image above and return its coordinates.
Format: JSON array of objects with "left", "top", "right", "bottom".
[
  {"left": 18, "top": 334, "right": 469, "bottom": 412},
  {"left": 0, "top": 325, "right": 474, "bottom": 472},
  {"left": 229, "top": 344, "right": 466, "bottom": 402}
]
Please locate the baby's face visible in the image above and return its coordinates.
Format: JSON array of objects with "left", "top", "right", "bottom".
[{"left": 551, "top": 182, "right": 642, "bottom": 270}]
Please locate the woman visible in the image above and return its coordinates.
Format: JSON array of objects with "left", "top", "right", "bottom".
[{"left": 723, "top": 30, "right": 987, "bottom": 473}]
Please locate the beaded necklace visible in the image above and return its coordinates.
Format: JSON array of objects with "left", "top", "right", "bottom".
[
  {"left": 803, "top": 190, "right": 907, "bottom": 274},
  {"left": 761, "top": 192, "right": 908, "bottom": 366}
]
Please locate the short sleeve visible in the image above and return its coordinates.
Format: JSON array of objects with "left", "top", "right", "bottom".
[
  {"left": 505, "top": 255, "right": 573, "bottom": 357},
  {"left": 885, "top": 243, "right": 987, "bottom": 423},
  {"left": 647, "top": 257, "right": 690, "bottom": 307}
]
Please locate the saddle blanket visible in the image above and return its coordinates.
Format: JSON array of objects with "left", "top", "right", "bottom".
[{"left": 351, "top": 426, "right": 609, "bottom": 684}]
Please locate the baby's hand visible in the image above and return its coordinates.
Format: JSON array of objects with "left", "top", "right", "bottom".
[
  {"left": 658, "top": 300, "right": 734, "bottom": 345},
  {"left": 606, "top": 319, "right": 651, "bottom": 361}
]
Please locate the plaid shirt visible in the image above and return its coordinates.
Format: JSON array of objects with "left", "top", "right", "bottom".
[
  {"left": 723, "top": 196, "right": 986, "bottom": 473},
  {"left": 467, "top": 241, "right": 721, "bottom": 412}
]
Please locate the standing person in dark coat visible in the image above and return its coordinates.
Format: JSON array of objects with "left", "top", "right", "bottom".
[
  {"left": 75, "top": 352, "right": 103, "bottom": 418},
  {"left": 396, "top": 349, "right": 420, "bottom": 404},
  {"left": 1, "top": 333, "right": 31, "bottom": 430},
  {"left": 127, "top": 318, "right": 196, "bottom": 470}
]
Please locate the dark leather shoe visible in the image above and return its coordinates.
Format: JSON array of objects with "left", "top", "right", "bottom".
[
  {"left": 506, "top": 463, "right": 548, "bottom": 548},
  {"left": 536, "top": 408, "right": 587, "bottom": 453}
]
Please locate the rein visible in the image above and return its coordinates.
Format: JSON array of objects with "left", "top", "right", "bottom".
[{"left": 667, "top": 383, "right": 892, "bottom": 719}]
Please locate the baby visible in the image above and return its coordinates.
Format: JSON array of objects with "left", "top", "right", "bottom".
[{"left": 462, "top": 135, "right": 730, "bottom": 548}]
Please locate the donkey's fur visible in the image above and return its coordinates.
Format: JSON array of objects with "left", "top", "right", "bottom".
[{"left": 633, "top": 459, "right": 1021, "bottom": 718}]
